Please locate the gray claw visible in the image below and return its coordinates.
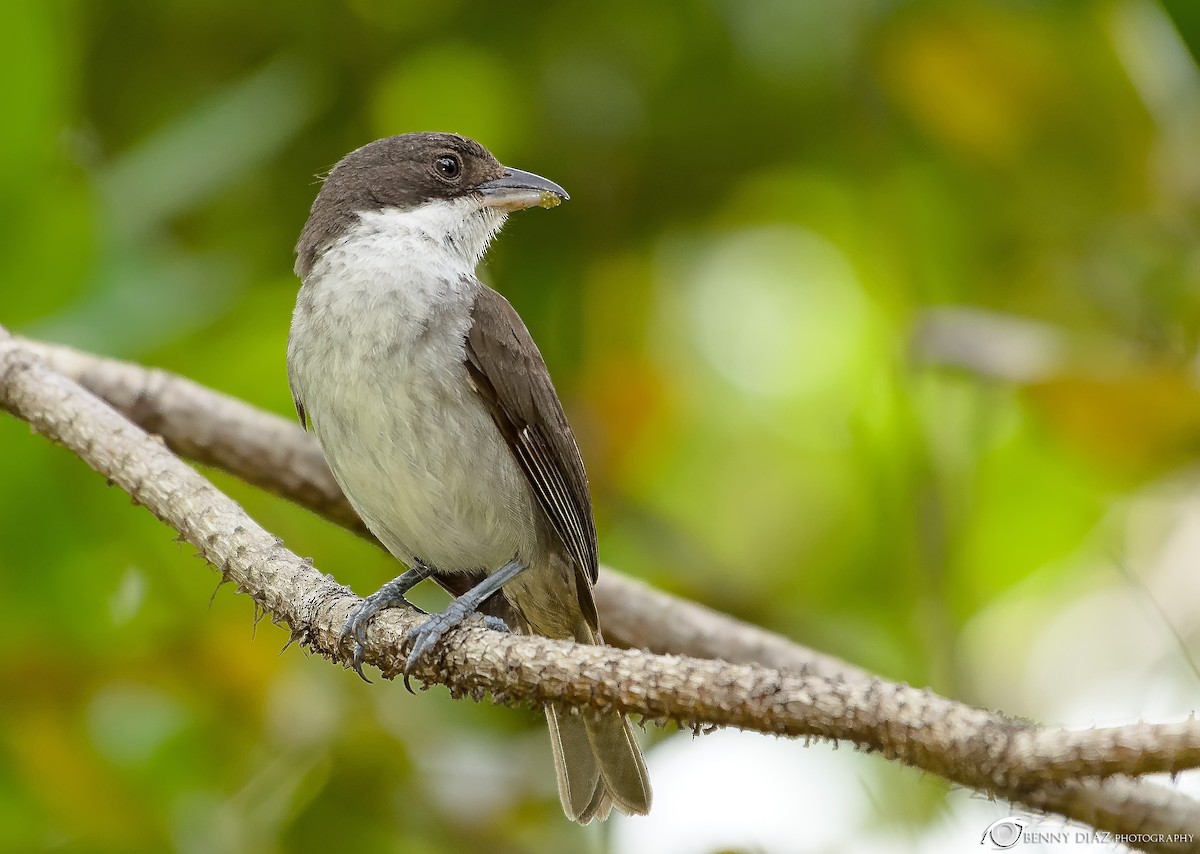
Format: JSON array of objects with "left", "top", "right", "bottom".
[
  {"left": 339, "top": 604, "right": 376, "bottom": 683},
  {"left": 340, "top": 585, "right": 426, "bottom": 683},
  {"left": 398, "top": 558, "right": 526, "bottom": 693},
  {"left": 481, "top": 615, "right": 510, "bottom": 634},
  {"left": 401, "top": 611, "right": 509, "bottom": 693},
  {"left": 403, "top": 612, "right": 455, "bottom": 677}
]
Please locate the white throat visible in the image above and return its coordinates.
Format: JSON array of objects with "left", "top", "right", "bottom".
[
  {"left": 349, "top": 197, "right": 507, "bottom": 273},
  {"left": 298, "top": 197, "right": 509, "bottom": 325}
]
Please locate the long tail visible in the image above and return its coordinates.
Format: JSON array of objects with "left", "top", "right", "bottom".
[
  {"left": 545, "top": 704, "right": 652, "bottom": 823},
  {"left": 514, "top": 554, "right": 653, "bottom": 822}
]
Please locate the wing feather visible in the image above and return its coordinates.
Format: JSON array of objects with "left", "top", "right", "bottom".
[{"left": 464, "top": 284, "right": 600, "bottom": 629}]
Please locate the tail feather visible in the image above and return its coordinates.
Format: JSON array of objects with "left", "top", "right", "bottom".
[
  {"left": 584, "top": 712, "right": 651, "bottom": 816},
  {"left": 546, "top": 704, "right": 603, "bottom": 820},
  {"left": 577, "top": 776, "right": 612, "bottom": 825},
  {"left": 546, "top": 705, "right": 652, "bottom": 824},
  {"left": 521, "top": 557, "right": 653, "bottom": 823}
]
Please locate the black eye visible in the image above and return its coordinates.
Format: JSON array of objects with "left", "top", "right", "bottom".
[{"left": 434, "top": 155, "right": 461, "bottom": 180}]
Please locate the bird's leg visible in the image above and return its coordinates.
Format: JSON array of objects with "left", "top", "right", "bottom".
[
  {"left": 404, "top": 559, "right": 526, "bottom": 686},
  {"left": 341, "top": 561, "right": 437, "bottom": 682}
]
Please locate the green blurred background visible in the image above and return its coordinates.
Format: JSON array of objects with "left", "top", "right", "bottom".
[{"left": 3, "top": 1, "right": 1200, "bottom": 851}]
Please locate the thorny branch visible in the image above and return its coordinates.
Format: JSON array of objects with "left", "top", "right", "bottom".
[{"left": 3, "top": 330, "right": 1199, "bottom": 851}]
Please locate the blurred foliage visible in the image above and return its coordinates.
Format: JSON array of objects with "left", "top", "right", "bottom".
[{"left": 2, "top": 0, "right": 1200, "bottom": 851}]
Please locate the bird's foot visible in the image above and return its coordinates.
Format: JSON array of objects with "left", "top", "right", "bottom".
[
  {"left": 401, "top": 558, "right": 526, "bottom": 692},
  {"left": 341, "top": 566, "right": 434, "bottom": 682},
  {"left": 402, "top": 608, "right": 510, "bottom": 692}
]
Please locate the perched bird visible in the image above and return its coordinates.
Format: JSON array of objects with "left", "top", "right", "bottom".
[{"left": 286, "top": 132, "right": 651, "bottom": 822}]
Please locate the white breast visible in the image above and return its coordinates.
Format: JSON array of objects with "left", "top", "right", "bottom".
[{"left": 287, "top": 202, "right": 540, "bottom": 574}]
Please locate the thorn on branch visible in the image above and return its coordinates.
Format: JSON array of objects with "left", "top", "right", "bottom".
[{"left": 209, "top": 577, "right": 228, "bottom": 608}]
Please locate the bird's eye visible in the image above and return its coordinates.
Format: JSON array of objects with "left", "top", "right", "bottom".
[{"left": 434, "top": 155, "right": 461, "bottom": 180}]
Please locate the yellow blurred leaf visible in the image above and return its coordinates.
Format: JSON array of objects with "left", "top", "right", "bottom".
[
  {"left": 8, "top": 702, "right": 143, "bottom": 844},
  {"left": 1025, "top": 369, "right": 1200, "bottom": 473},
  {"left": 878, "top": 11, "right": 1062, "bottom": 162}
]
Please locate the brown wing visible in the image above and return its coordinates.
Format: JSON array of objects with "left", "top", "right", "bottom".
[{"left": 464, "top": 283, "right": 600, "bottom": 628}]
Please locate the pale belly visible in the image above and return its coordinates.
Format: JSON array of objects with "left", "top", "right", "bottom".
[
  {"left": 310, "top": 358, "right": 539, "bottom": 573},
  {"left": 288, "top": 281, "right": 540, "bottom": 575}
]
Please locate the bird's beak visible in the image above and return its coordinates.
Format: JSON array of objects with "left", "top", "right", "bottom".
[{"left": 477, "top": 167, "right": 569, "bottom": 211}]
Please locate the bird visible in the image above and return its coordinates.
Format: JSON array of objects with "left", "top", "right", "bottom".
[{"left": 286, "top": 132, "right": 652, "bottom": 823}]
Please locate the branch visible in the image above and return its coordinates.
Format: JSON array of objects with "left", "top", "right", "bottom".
[
  {"left": 4, "top": 331, "right": 1199, "bottom": 849},
  {"left": 20, "top": 337, "right": 865, "bottom": 682},
  {"left": 910, "top": 307, "right": 1070, "bottom": 381}
]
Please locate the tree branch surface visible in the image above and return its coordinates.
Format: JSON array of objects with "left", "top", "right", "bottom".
[{"left": 4, "top": 331, "right": 1199, "bottom": 850}]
